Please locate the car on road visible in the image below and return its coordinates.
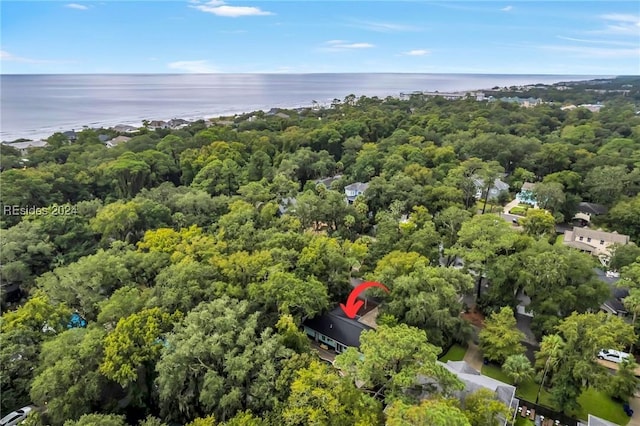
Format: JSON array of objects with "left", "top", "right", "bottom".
[
  {"left": 0, "top": 406, "right": 33, "bottom": 426},
  {"left": 598, "top": 349, "right": 631, "bottom": 364}
]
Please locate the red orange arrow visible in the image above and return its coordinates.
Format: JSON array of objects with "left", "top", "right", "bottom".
[{"left": 340, "top": 281, "right": 389, "bottom": 318}]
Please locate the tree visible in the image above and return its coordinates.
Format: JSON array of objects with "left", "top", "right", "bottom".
[
  {"left": 609, "top": 244, "right": 640, "bottom": 271},
  {"left": 549, "top": 312, "right": 635, "bottom": 412},
  {"left": 520, "top": 208, "right": 556, "bottom": 239},
  {"left": 584, "top": 165, "right": 631, "bottom": 205},
  {"left": 99, "top": 152, "right": 151, "bottom": 199},
  {"left": 63, "top": 414, "right": 127, "bottom": 426},
  {"left": 248, "top": 271, "right": 329, "bottom": 322},
  {"left": 479, "top": 307, "right": 525, "bottom": 364},
  {"left": 448, "top": 215, "right": 518, "bottom": 300},
  {"left": 100, "top": 308, "right": 181, "bottom": 388},
  {"left": 503, "top": 354, "right": 534, "bottom": 385},
  {"left": 334, "top": 324, "right": 463, "bottom": 403},
  {"left": 280, "top": 360, "right": 382, "bottom": 426},
  {"left": 383, "top": 265, "right": 474, "bottom": 347},
  {"left": 463, "top": 388, "right": 511, "bottom": 426},
  {"left": 532, "top": 181, "right": 566, "bottom": 214},
  {"left": 30, "top": 327, "right": 109, "bottom": 426},
  {"left": 385, "top": 398, "right": 470, "bottom": 426},
  {"left": 607, "top": 358, "right": 640, "bottom": 401},
  {"left": 155, "top": 297, "right": 293, "bottom": 423},
  {"left": 608, "top": 196, "right": 640, "bottom": 242}
]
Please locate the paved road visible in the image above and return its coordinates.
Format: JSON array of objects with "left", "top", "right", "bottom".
[{"left": 597, "top": 359, "right": 640, "bottom": 376}]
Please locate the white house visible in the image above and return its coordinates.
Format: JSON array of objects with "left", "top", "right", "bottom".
[
  {"left": 344, "top": 182, "right": 369, "bottom": 204},
  {"left": 473, "top": 177, "right": 509, "bottom": 200}
]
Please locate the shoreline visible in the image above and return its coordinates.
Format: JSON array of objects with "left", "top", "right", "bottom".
[{"left": 0, "top": 74, "right": 605, "bottom": 143}]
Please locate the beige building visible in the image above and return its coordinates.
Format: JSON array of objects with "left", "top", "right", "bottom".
[{"left": 563, "top": 227, "right": 630, "bottom": 257}]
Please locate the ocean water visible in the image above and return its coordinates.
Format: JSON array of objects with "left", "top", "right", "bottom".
[{"left": 0, "top": 73, "right": 602, "bottom": 142}]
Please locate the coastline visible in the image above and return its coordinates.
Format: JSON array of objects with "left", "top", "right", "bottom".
[{"left": 0, "top": 73, "right": 605, "bottom": 143}]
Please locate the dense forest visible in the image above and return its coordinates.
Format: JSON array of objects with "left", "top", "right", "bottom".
[{"left": 1, "top": 77, "right": 640, "bottom": 426}]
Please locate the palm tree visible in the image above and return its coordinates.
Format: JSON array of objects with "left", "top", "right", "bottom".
[
  {"left": 503, "top": 354, "right": 534, "bottom": 385},
  {"left": 534, "top": 334, "right": 565, "bottom": 404},
  {"left": 623, "top": 289, "right": 640, "bottom": 352}
]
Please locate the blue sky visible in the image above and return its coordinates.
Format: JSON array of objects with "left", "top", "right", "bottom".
[{"left": 1, "top": 1, "right": 639, "bottom": 74}]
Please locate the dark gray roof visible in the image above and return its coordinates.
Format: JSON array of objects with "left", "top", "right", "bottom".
[
  {"left": 344, "top": 182, "right": 370, "bottom": 192},
  {"left": 98, "top": 134, "right": 111, "bottom": 142},
  {"left": 303, "top": 306, "right": 373, "bottom": 348},
  {"left": 578, "top": 202, "right": 608, "bottom": 216},
  {"left": 315, "top": 175, "right": 342, "bottom": 188}
]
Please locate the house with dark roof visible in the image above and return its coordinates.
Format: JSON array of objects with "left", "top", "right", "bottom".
[
  {"left": 344, "top": 182, "right": 369, "bottom": 204},
  {"left": 314, "top": 174, "right": 342, "bottom": 189},
  {"left": 573, "top": 202, "right": 608, "bottom": 224},
  {"left": 595, "top": 268, "right": 629, "bottom": 318},
  {"left": 303, "top": 306, "right": 373, "bottom": 354},
  {"left": 63, "top": 130, "right": 77, "bottom": 141}
]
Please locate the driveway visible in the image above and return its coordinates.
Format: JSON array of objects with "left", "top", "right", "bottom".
[{"left": 503, "top": 199, "right": 521, "bottom": 215}]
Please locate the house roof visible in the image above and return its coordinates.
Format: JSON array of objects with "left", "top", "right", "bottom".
[
  {"left": 2, "top": 140, "right": 48, "bottom": 150},
  {"left": 345, "top": 182, "right": 370, "bottom": 192},
  {"left": 473, "top": 177, "right": 509, "bottom": 192},
  {"left": 521, "top": 182, "right": 537, "bottom": 191},
  {"left": 303, "top": 306, "right": 373, "bottom": 348},
  {"left": 588, "top": 414, "right": 619, "bottom": 426},
  {"left": 569, "top": 227, "right": 630, "bottom": 245},
  {"left": 314, "top": 175, "right": 342, "bottom": 188},
  {"left": 578, "top": 202, "right": 608, "bottom": 216},
  {"left": 438, "top": 360, "right": 517, "bottom": 409}
]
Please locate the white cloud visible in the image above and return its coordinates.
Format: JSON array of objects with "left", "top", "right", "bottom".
[
  {"left": 402, "top": 49, "right": 431, "bottom": 56},
  {"left": 556, "top": 36, "right": 637, "bottom": 47},
  {"left": 191, "top": 0, "right": 273, "bottom": 17},
  {"left": 66, "top": 3, "right": 88, "bottom": 10},
  {"left": 349, "top": 20, "right": 420, "bottom": 32},
  {"left": 167, "top": 60, "right": 218, "bottom": 73},
  {"left": 538, "top": 44, "right": 640, "bottom": 58},
  {"left": 600, "top": 13, "right": 640, "bottom": 24},
  {"left": 594, "top": 13, "right": 640, "bottom": 35},
  {"left": 501, "top": 5, "right": 513, "bottom": 12},
  {"left": 321, "top": 40, "right": 374, "bottom": 52},
  {"left": 1, "top": 50, "right": 46, "bottom": 63}
]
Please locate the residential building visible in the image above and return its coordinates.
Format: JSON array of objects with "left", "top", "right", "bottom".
[
  {"left": 62, "top": 130, "right": 77, "bottom": 141},
  {"left": 562, "top": 227, "right": 630, "bottom": 258},
  {"left": 344, "top": 182, "right": 369, "bottom": 204},
  {"left": 585, "top": 414, "right": 620, "bottom": 426},
  {"left": 314, "top": 174, "right": 343, "bottom": 189},
  {"left": 168, "top": 118, "right": 190, "bottom": 129},
  {"left": 277, "top": 197, "right": 297, "bottom": 215},
  {"left": 595, "top": 268, "right": 629, "bottom": 318},
  {"left": 1, "top": 140, "right": 48, "bottom": 155},
  {"left": 426, "top": 360, "right": 518, "bottom": 426},
  {"left": 98, "top": 134, "right": 111, "bottom": 143},
  {"left": 515, "top": 182, "right": 537, "bottom": 206},
  {"left": 105, "top": 136, "right": 131, "bottom": 148},
  {"left": 473, "top": 177, "right": 509, "bottom": 200},
  {"left": 147, "top": 120, "right": 168, "bottom": 130},
  {"left": 112, "top": 124, "right": 138, "bottom": 133},
  {"left": 573, "top": 202, "right": 608, "bottom": 224},
  {"left": 303, "top": 306, "right": 373, "bottom": 354}
]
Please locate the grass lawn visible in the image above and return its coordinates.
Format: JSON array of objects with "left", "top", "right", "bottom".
[
  {"left": 439, "top": 344, "right": 467, "bottom": 362},
  {"left": 514, "top": 418, "right": 535, "bottom": 426},
  {"left": 571, "top": 388, "right": 629, "bottom": 425},
  {"left": 482, "top": 365, "right": 629, "bottom": 425}
]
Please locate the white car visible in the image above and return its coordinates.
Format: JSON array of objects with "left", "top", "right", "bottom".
[
  {"left": 0, "top": 406, "right": 33, "bottom": 426},
  {"left": 598, "top": 349, "right": 631, "bottom": 364}
]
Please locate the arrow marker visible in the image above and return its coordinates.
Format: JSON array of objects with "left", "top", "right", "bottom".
[{"left": 340, "top": 281, "right": 389, "bottom": 319}]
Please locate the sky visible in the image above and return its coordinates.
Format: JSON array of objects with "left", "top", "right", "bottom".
[{"left": 1, "top": 1, "right": 639, "bottom": 74}]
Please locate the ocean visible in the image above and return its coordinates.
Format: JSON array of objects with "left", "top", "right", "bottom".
[{"left": 0, "top": 73, "right": 603, "bottom": 142}]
